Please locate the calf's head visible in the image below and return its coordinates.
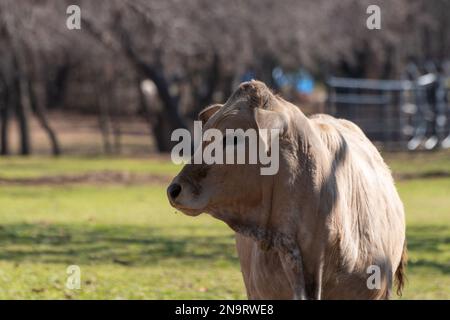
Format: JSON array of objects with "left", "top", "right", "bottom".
[{"left": 167, "top": 80, "right": 289, "bottom": 223}]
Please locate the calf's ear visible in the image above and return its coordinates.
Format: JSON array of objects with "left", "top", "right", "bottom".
[
  {"left": 255, "top": 108, "right": 287, "bottom": 133},
  {"left": 255, "top": 108, "right": 287, "bottom": 152},
  {"left": 198, "top": 104, "right": 222, "bottom": 125}
]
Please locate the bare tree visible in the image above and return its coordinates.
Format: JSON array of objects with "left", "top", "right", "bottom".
[{"left": 0, "top": 0, "right": 447, "bottom": 155}]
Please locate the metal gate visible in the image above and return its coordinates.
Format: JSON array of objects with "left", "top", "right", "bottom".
[{"left": 326, "top": 73, "right": 450, "bottom": 150}]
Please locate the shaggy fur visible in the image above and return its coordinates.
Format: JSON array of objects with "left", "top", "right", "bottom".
[{"left": 168, "top": 80, "right": 406, "bottom": 299}]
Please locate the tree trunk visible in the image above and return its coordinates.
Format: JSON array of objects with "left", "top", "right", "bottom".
[
  {"left": 84, "top": 14, "right": 188, "bottom": 152},
  {"left": 137, "top": 78, "right": 174, "bottom": 152},
  {"left": 109, "top": 82, "right": 121, "bottom": 154},
  {"left": 199, "top": 52, "right": 220, "bottom": 108},
  {"left": 96, "top": 85, "right": 112, "bottom": 154},
  {"left": 15, "top": 73, "right": 31, "bottom": 155},
  {"left": 28, "top": 78, "right": 61, "bottom": 155},
  {"left": 3, "top": 18, "right": 31, "bottom": 155},
  {"left": 0, "top": 78, "right": 10, "bottom": 155},
  {"left": 46, "top": 61, "right": 71, "bottom": 110}
]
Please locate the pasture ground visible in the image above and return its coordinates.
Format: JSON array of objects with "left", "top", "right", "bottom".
[{"left": 0, "top": 151, "right": 448, "bottom": 299}]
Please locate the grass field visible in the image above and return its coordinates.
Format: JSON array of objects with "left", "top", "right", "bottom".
[{"left": 0, "top": 151, "right": 448, "bottom": 299}]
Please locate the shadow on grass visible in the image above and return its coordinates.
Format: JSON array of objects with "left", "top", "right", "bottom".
[
  {"left": 0, "top": 223, "right": 238, "bottom": 266},
  {"left": 406, "top": 225, "right": 450, "bottom": 274},
  {"left": 0, "top": 223, "right": 448, "bottom": 275}
]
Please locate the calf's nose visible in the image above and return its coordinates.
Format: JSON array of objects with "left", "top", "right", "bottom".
[{"left": 167, "top": 183, "right": 182, "bottom": 200}]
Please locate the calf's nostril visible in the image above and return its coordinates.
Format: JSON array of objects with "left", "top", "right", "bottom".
[{"left": 168, "top": 183, "right": 182, "bottom": 199}]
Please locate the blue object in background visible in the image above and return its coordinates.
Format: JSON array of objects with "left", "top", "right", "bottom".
[
  {"left": 296, "top": 70, "right": 314, "bottom": 94},
  {"left": 272, "top": 67, "right": 290, "bottom": 87},
  {"left": 272, "top": 67, "right": 315, "bottom": 94}
]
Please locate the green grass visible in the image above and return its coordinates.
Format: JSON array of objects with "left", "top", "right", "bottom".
[
  {"left": 396, "top": 178, "right": 450, "bottom": 299},
  {"left": 0, "top": 156, "right": 180, "bottom": 179},
  {"left": 383, "top": 150, "right": 450, "bottom": 176},
  {"left": 0, "top": 152, "right": 448, "bottom": 299},
  {"left": 0, "top": 185, "right": 245, "bottom": 299}
]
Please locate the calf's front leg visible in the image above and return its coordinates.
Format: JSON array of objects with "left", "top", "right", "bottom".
[{"left": 278, "top": 247, "right": 308, "bottom": 300}]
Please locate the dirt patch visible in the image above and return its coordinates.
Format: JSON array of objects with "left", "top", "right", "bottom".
[
  {"left": 0, "top": 169, "right": 447, "bottom": 186},
  {"left": 394, "top": 170, "right": 450, "bottom": 181},
  {"left": 0, "top": 171, "right": 172, "bottom": 186}
]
